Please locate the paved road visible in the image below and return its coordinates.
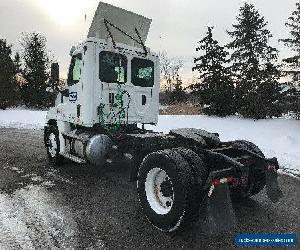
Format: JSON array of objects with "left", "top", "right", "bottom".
[{"left": 0, "top": 128, "right": 299, "bottom": 249}]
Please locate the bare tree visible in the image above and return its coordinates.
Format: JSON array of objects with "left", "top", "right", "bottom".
[{"left": 159, "top": 51, "right": 183, "bottom": 92}]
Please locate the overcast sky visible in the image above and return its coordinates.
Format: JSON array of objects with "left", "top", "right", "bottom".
[{"left": 0, "top": 0, "right": 298, "bottom": 81}]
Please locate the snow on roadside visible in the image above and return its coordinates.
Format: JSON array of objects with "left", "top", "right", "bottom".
[
  {"left": 0, "top": 109, "right": 299, "bottom": 173},
  {"left": 0, "top": 109, "right": 47, "bottom": 130}
]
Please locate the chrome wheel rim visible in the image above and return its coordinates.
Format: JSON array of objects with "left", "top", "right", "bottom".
[{"left": 48, "top": 133, "right": 57, "bottom": 158}]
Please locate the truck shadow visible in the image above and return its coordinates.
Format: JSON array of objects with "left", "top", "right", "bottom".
[
  {"left": 51, "top": 158, "right": 132, "bottom": 185},
  {"left": 43, "top": 160, "right": 292, "bottom": 249}
]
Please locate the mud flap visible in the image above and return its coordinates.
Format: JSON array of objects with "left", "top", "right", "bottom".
[
  {"left": 265, "top": 166, "right": 283, "bottom": 203},
  {"left": 199, "top": 183, "right": 236, "bottom": 235}
]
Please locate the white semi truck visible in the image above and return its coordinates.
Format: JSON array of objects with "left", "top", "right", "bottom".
[{"left": 44, "top": 2, "right": 282, "bottom": 232}]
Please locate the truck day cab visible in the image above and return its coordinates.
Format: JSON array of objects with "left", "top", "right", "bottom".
[{"left": 44, "top": 2, "right": 282, "bottom": 232}]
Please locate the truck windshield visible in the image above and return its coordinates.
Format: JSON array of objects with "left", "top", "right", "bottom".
[
  {"left": 99, "top": 51, "right": 127, "bottom": 83},
  {"left": 67, "top": 54, "right": 82, "bottom": 86},
  {"left": 131, "top": 58, "right": 154, "bottom": 87}
]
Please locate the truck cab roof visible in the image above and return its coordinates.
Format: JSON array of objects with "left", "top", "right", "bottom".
[{"left": 70, "top": 37, "right": 158, "bottom": 59}]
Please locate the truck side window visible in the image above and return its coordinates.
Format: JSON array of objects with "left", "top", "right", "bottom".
[
  {"left": 131, "top": 58, "right": 154, "bottom": 87},
  {"left": 67, "top": 54, "right": 82, "bottom": 86},
  {"left": 99, "top": 51, "right": 127, "bottom": 83}
]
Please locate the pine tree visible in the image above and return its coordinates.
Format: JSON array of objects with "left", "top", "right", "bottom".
[
  {"left": 227, "top": 3, "right": 280, "bottom": 119},
  {"left": 280, "top": 1, "right": 300, "bottom": 118},
  {"left": 280, "top": 1, "right": 300, "bottom": 75},
  {"left": 0, "top": 39, "right": 18, "bottom": 109},
  {"left": 14, "top": 52, "right": 22, "bottom": 74},
  {"left": 169, "top": 77, "right": 186, "bottom": 103},
  {"left": 20, "top": 32, "right": 53, "bottom": 108},
  {"left": 192, "top": 26, "right": 235, "bottom": 116}
]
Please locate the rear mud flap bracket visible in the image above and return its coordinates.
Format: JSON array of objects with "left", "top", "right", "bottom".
[
  {"left": 199, "top": 183, "right": 236, "bottom": 235},
  {"left": 265, "top": 158, "right": 283, "bottom": 202}
]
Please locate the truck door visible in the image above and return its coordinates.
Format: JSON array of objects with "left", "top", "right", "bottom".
[{"left": 65, "top": 53, "right": 83, "bottom": 123}]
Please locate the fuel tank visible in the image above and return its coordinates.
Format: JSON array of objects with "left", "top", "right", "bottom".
[{"left": 66, "top": 130, "right": 113, "bottom": 166}]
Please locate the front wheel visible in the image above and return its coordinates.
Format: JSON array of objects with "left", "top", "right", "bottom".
[
  {"left": 137, "top": 149, "right": 206, "bottom": 232},
  {"left": 44, "top": 125, "right": 63, "bottom": 165}
]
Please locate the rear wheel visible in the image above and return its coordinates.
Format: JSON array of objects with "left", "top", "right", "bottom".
[
  {"left": 137, "top": 148, "right": 207, "bottom": 232},
  {"left": 172, "top": 148, "right": 208, "bottom": 223},
  {"left": 232, "top": 140, "right": 264, "bottom": 157},
  {"left": 231, "top": 140, "right": 266, "bottom": 198}
]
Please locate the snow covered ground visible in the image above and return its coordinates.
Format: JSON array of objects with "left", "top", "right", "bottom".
[
  {"left": 0, "top": 108, "right": 47, "bottom": 130},
  {"left": 0, "top": 109, "right": 299, "bottom": 173}
]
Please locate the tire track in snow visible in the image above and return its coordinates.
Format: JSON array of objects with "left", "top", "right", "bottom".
[
  {"left": 0, "top": 185, "right": 105, "bottom": 249},
  {"left": 17, "top": 186, "right": 79, "bottom": 249},
  {"left": 0, "top": 194, "right": 34, "bottom": 249}
]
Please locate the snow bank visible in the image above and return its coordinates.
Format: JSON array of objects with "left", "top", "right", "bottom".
[
  {"left": 0, "top": 109, "right": 47, "bottom": 129},
  {"left": 0, "top": 109, "right": 299, "bottom": 172}
]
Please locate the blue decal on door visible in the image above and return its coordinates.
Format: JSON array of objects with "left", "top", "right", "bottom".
[{"left": 69, "top": 92, "right": 77, "bottom": 103}]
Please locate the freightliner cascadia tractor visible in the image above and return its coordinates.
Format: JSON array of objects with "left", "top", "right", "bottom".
[{"left": 44, "top": 2, "right": 282, "bottom": 232}]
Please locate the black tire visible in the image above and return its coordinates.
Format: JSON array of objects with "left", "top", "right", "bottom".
[
  {"left": 44, "top": 125, "right": 63, "bottom": 165},
  {"left": 231, "top": 140, "right": 264, "bottom": 157},
  {"left": 231, "top": 140, "right": 266, "bottom": 197},
  {"left": 137, "top": 149, "right": 206, "bottom": 232},
  {"left": 172, "top": 148, "right": 209, "bottom": 224}
]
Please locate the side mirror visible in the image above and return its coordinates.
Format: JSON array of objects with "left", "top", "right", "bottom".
[
  {"left": 69, "top": 46, "right": 76, "bottom": 56},
  {"left": 50, "top": 63, "right": 60, "bottom": 86},
  {"left": 60, "top": 89, "right": 69, "bottom": 97}
]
